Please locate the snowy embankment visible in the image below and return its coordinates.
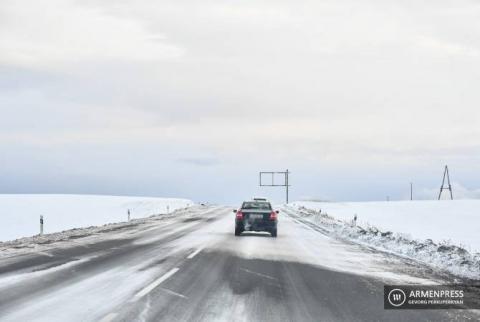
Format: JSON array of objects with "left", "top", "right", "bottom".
[
  {"left": 289, "top": 200, "right": 480, "bottom": 280},
  {"left": 0, "top": 194, "right": 193, "bottom": 242}
]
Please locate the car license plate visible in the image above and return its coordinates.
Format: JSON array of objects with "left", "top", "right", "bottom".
[{"left": 250, "top": 214, "right": 263, "bottom": 220}]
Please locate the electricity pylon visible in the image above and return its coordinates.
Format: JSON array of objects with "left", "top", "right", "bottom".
[{"left": 438, "top": 165, "right": 453, "bottom": 200}]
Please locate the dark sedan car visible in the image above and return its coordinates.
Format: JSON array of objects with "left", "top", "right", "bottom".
[{"left": 234, "top": 200, "right": 278, "bottom": 237}]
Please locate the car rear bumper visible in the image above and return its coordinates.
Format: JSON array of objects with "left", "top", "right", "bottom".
[{"left": 235, "top": 219, "right": 277, "bottom": 232}]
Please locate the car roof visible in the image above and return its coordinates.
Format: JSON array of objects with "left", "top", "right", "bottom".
[{"left": 244, "top": 200, "right": 269, "bottom": 203}]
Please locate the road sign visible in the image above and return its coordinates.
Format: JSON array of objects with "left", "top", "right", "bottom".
[{"left": 259, "top": 169, "right": 291, "bottom": 204}]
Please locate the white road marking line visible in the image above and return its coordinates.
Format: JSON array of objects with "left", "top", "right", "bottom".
[
  {"left": 133, "top": 267, "right": 180, "bottom": 300},
  {"left": 187, "top": 247, "right": 204, "bottom": 259},
  {"left": 99, "top": 312, "right": 118, "bottom": 322},
  {"left": 239, "top": 268, "right": 277, "bottom": 280},
  {"left": 160, "top": 287, "right": 188, "bottom": 299}
]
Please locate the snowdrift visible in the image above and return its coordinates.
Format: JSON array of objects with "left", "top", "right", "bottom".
[
  {"left": 290, "top": 200, "right": 480, "bottom": 280},
  {"left": 0, "top": 194, "right": 193, "bottom": 242}
]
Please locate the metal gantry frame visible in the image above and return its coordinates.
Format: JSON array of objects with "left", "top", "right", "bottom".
[{"left": 259, "top": 169, "right": 290, "bottom": 204}]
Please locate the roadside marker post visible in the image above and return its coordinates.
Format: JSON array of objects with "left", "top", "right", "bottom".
[
  {"left": 40, "top": 215, "right": 44, "bottom": 235},
  {"left": 127, "top": 209, "right": 131, "bottom": 222}
]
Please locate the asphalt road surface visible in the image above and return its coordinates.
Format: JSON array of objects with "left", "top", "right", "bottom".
[{"left": 0, "top": 205, "right": 478, "bottom": 321}]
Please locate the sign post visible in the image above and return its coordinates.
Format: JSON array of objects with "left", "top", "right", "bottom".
[{"left": 259, "top": 169, "right": 291, "bottom": 204}]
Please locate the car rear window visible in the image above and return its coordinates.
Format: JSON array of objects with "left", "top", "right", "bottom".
[{"left": 242, "top": 201, "right": 272, "bottom": 210}]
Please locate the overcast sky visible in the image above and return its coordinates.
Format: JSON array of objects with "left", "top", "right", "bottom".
[{"left": 1, "top": 0, "right": 480, "bottom": 204}]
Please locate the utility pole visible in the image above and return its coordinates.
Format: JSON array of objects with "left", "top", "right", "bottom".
[
  {"left": 410, "top": 182, "right": 413, "bottom": 201},
  {"left": 438, "top": 165, "right": 453, "bottom": 200}
]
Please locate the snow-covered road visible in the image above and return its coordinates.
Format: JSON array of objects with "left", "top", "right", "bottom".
[{"left": 0, "top": 205, "right": 478, "bottom": 321}]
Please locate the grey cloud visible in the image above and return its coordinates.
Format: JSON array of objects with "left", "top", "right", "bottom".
[
  {"left": 177, "top": 157, "right": 221, "bottom": 167},
  {"left": 1, "top": 0, "right": 480, "bottom": 202}
]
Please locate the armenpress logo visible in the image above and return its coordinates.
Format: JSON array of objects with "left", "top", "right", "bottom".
[{"left": 388, "top": 288, "right": 406, "bottom": 307}]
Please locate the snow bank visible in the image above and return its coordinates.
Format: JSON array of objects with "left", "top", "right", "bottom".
[
  {"left": 289, "top": 200, "right": 480, "bottom": 280},
  {"left": 0, "top": 194, "right": 193, "bottom": 242},
  {"left": 292, "top": 200, "right": 480, "bottom": 254}
]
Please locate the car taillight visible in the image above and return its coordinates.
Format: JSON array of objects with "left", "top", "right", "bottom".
[
  {"left": 236, "top": 211, "right": 243, "bottom": 220},
  {"left": 270, "top": 211, "right": 277, "bottom": 220}
]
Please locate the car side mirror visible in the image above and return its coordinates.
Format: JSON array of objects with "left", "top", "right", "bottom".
[
  {"left": 233, "top": 209, "right": 237, "bottom": 213},
  {"left": 275, "top": 210, "right": 279, "bottom": 214}
]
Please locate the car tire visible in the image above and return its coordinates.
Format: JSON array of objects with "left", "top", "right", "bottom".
[
  {"left": 271, "top": 228, "right": 277, "bottom": 237},
  {"left": 235, "top": 227, "right": 242, "bottom": 236}
]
